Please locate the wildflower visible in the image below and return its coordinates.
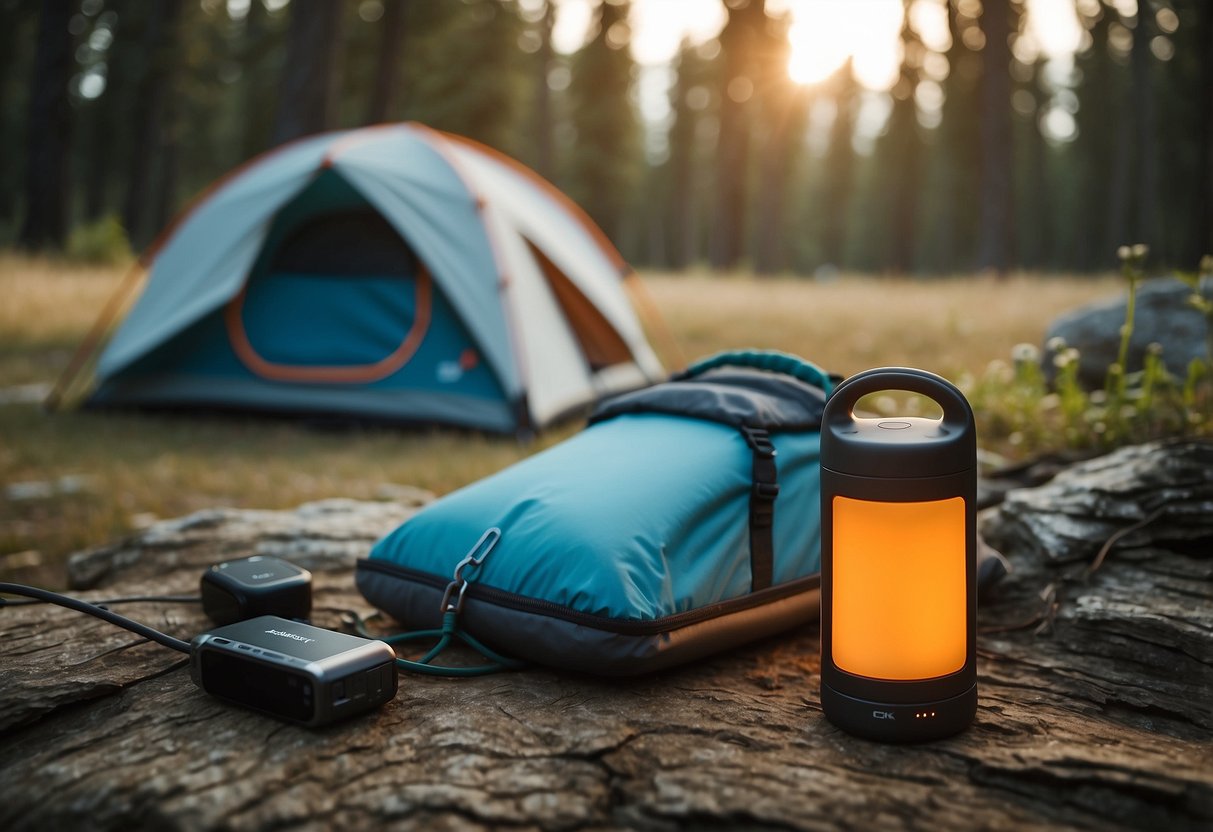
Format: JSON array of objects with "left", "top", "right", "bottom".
[
  {"left": 1131, "top": 243, "right": 1149, "bottom": 259},
  {"left": 1012, "top": 343, "right": 1040, "bottom": 364},
  {"left": 1053, "top": 348, "right": 1079, "bottom": 369},
  {"left": 1199, "top": 254, "right": 1213, "bottom": 275},
  {"left": 1117, "top": 245, "right": 1132, "bottom": 261},
  {"left": 1046, "top": 336, "right": 1067, "bottom": 352}
]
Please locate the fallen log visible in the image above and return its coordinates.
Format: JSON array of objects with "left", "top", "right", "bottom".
[{"left": 1, "top": 442, "right": 1210, "bottom": 830}]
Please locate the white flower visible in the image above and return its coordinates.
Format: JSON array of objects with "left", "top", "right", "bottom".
[{"left": 1012, "top": 343, "right": 1040, "bottom": 364}]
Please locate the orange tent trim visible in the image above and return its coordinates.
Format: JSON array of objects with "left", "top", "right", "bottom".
[{"left": 224, "top": 266, "right": 433, "bottom": 384}]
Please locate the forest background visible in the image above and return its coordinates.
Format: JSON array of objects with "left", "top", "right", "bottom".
[{"left": 5, "top": 0, "right": 1211, "bottom": 276}]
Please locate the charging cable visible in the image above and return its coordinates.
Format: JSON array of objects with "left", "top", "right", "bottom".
[
  {"left": 1, "top": 594, "right": 202, "bottom": 607},
  {"left": 0, "top": 583, "right": 191, "bottom": 654},
  {"left": 346, "top": 527, "right": 526, "bottom": 677}
]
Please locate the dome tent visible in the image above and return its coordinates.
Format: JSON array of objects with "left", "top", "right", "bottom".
[{"left": 76, "top": 123, "right": 665, "bottom": 435}]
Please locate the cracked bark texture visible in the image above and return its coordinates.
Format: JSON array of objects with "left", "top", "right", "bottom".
[{"left": 1, "top": 441, "right": 1211, "bottom": 831}]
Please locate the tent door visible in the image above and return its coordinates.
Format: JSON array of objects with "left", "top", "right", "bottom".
[{"left": 225, "top": 207, "right": 433, "bottom": 384}]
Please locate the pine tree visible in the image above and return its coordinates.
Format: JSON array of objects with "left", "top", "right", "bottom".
[
  {"left": 976, "top": 0, "right": 1015, "bottom": 274},
  {"left": 869, "top": 1, "right": 924, "bottom": 274},
  {"left": 564, "top": 0, "right": 641, "bottom": 251},
  {"left": 17, "top": 0, "right": 74, "bottom": 250},
  {"left": 921, "top": 0, "right": 982, "bottom": 272},
  {"left": 710, "top": 0, "right": 767, "bottom": 270},
  {"left": 664, "top": 39, "right": 718, "bottom": 268},
  {"left": 818, "top": 59, "right": 859, "bottom": 270},
  {"left": 752, "top": 8, "right": 806, "bottom": 275}
]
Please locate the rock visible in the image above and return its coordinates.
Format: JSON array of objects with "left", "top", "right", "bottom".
[
  {"left": 372, "top": 482, "right": 436, "bottom": 505},
  {"left": 66, "top": 498, "right": 423, "bottom": 589},
  {"left": 0, "top": 382, "right": 51, "bottom": 405},
  {"left": 1043, "top": 277, "right": 1213, "bottom": 388},
  {"left": 1, "top": 483, "right": 1211, "bottom": 831},
  {"left": 3, "top": 474, "right": 95, "bottom": 501}
]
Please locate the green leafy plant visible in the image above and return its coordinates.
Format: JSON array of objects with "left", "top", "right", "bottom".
[
  {"left": 966, "top": 246, "right": 1213, "bottom": 457},
  {"left": 65, "top": 216, "right": 133, "bottom": 266}
]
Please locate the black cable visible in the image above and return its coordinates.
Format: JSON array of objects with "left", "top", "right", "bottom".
[
  {"left": 0, "top": 583, "right": 191, "bottom": 654},
  {"left": 0, "top": 594, "right": 202, "bottom": 608}
]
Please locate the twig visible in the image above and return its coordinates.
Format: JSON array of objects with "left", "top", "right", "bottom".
[{"left": 1085, "top": 506, "right": 1169, "bottom": 579}]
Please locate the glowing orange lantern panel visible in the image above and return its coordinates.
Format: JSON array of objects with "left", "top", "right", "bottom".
[{"left": 831, "top": 495, "right": 967, "bottom": 681}]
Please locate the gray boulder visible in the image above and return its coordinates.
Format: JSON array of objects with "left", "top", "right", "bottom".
[{"left": 1043, "top": 277, "right": 1212, "bottom": 388}]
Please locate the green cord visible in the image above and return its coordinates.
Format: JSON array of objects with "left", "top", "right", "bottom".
[{"left": 349, "top": 609, "right": 526, "bottom": 677}]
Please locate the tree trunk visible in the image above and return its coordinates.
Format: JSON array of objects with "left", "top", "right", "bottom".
[
  {"left": 754, "top": 87, "right": 809, "bottom": 275},
  {"left": 528, "top": 0, "right": 554, "bottom": 179},
  {"left": 1017, "top": 67, "right": 1052, "bottom": 270},
  {"left": 366, "top": 0, "right": 408, "bottom": 124},
  {"left": 271, "top": 0, "right": 346, "bottom": 146},
  {"left": 666, "top": 43, "right": 698, "bottom": 269},
  {"left": 930, "top": 1, "right": 983, "bottom": 272},
  {"left": 0, "top": 5, "right": 38, "bottom": 227},
  {"left": 16, "top": 0, "right": 73, "bottom": 251},
  {"left": 81, "top": 98, "right": 111, "bottom": 221},
  {"left": 1193, "top": 1, "right": 1213, "bottom": 263},
  {"left": 886, "top": 92, "right": 921, "bottom": 274},
  {"left": 977, "top": 0, "right": 1013, "bottom": 274},
  {"left": 709, "top": 0, "right": 764, "bottom": 271},
  {"left": 1132, "top": 7, "right": 1157, "bottom": 250},
  {"left": 238, "top": 0, "right": 275, "bottom": 161},
  {"left": 153, "top": 100, "right": 180, "bottom": 234},
  {"left": 122, "top": 0, "right": 184, "bottom": 249},
  {"left": 1, "top": 442, "right": 1211, "bottom": 831},
  {"left": 819, "top": 61, "right": 857, "bottom": 269}
]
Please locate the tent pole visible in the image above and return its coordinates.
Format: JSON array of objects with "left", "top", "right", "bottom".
[
  {"left": 43, "top": 260, "right": 148, "bottom": 412},
  {"left": 622, "top": 271, "right": 686, "bottom": 373}
]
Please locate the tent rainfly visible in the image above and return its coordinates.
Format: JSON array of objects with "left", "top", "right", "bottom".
[{"left": 73, "top": 123, "right": 666, "bottom": 435}]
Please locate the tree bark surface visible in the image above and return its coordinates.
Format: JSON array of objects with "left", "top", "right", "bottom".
[{"left": 1, "top": 444, "right": 1210, "bottom": 831}]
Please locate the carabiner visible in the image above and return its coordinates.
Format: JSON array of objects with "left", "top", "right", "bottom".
[{"left": 439, "top": 527, "right": 502, "bottom": 613}]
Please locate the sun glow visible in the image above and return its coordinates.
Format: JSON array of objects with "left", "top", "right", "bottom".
[{"left": 781, "top": 0, "right": 910, "bottom": 89}]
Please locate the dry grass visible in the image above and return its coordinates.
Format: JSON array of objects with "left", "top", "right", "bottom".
[
  {"left": 0, "top": 254, "right": 133, "bottom": 386},
  {"left": 0, "top": 254, "right": 1121, "bottom": 584},
  {"left": 643, "top": 270, "right": 1121, "bottom": 378}
]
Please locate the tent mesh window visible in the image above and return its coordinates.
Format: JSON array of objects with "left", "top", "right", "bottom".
[{"left": 270, "top": 210, "right": 420, "bottom": 276}]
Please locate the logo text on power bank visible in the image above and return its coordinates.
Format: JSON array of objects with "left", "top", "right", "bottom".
[
  {"left": 264, "top": 629, "right": 315, "bottom": 644},
  {"left": 872, "top": 710, "right": 895, "bottom": 720}
]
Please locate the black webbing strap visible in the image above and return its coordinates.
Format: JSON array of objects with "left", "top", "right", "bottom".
[{"left": 741, "top": 425, "right": 778, "bottom": 591}]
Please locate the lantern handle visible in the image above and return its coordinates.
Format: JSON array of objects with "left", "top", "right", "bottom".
[{"left": 824, "top": 367, "right": 973, "bottom": 431}]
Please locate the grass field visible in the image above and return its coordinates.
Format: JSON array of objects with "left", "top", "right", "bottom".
[{"left": 0, "top": 254, "right": 1121, "bottom": 585}]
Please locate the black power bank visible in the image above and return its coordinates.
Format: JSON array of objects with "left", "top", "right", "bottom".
[{"left": 190, "top": 615, "right": 397, "bottom": 727}]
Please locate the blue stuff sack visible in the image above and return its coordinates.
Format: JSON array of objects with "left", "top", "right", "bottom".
[{"left": 356, "top": 351, "right": 835, "bottom": 675}]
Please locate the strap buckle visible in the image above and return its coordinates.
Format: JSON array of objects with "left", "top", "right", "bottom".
[
  {"left": 752, "top": 482, "right": 780, "bottom": 501},
  {"left": 741, "top": 425, "right": 776, "bottom": 457}
]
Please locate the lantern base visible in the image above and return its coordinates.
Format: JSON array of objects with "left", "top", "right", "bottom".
[{"left": 821, "top": 682, "right": 976, "bottom": 743}]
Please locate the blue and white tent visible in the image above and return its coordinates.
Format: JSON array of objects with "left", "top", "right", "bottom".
[{"left": 83, "top": 123, "right": 665, "bottom": 434}]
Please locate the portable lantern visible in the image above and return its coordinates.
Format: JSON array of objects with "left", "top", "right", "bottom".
[{"left": 819, "top": 367, "right": 977, "bottom": 742}]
